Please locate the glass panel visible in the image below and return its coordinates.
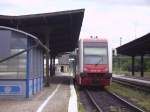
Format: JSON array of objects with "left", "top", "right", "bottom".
[
  {"left": 0, "top": 33, "right": 27, "bottom": 79},
  {"left": 29, "top": 47, "right": 44, "bottom": 78},
  {"left": 0, "top": 49, "right": 26, "bottom": 79},
  {"left": 0, "top": 30, "right": 11, "bottom": 58},
  {"left": 84, "top": 47, "right": 107, "bottom": 55},
  {"left": 11, "top": 32, "right": 27, "bottom": 49},
  {"left": 84, "top": 55, "right": 108, "bottom": 64}
]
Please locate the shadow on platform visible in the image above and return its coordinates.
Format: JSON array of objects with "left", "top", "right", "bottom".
[{"left": 49, "top": 72, "right": 73, "bottom": 85}]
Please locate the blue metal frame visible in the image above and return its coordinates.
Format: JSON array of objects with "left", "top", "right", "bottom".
[
  {"left": 26, "top": 39, "right": 30, "bottom": 98},
  {"left": 32, "top": 79, "right": 34, "bottom": 95},
  {"left": 40, "top": 76, "right": 41, "bottom": 90},
  {"left": 36, "top": 78, "right": 38, "bottom": 93}
]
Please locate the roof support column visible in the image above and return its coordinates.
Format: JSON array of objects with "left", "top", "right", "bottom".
[
  {"left": 50, "top": 55, "right": 55, "bottom": 76},
  {"left": 52, "top": 56, "right": 56, "bottom": 76},
  {"left": 131, "top": 56, "right": 135, "bottom": 76},
  {"left": 45, "top": 34, "right": 50, "bottom": 86},
  {"left": 118, "top": 55, "right": 121, "bottom": 73},
  {"left": 140, "top": 55, "right": 144, "bottom": 77},
  {"left": 50, "top": 55, "right": 53, "bottom": 77}
]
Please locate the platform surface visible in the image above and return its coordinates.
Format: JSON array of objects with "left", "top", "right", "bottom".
[
  {"left": 0, "top": 72, "right": 75, "bottom": 112},
  {"left": 113, "top": 74, "right": 150, "bottom": 85}
]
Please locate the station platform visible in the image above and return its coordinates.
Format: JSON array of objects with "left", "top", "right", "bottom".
[
  {"left": 113, "top": 74, "right": 150, "bottom": 86},
  {"left": 0, "top": 72, "right": 77, "bottom": 112}
]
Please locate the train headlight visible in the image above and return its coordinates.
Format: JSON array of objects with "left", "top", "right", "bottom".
[
  {"left": 84, "top": 68, "right": 88, "bottom": 71},
  {"left": 104, "top": 68, "right": 108, "bottom": 72},
  {"left": 80, "top": 72, "right": 86, "bottom": 77}
]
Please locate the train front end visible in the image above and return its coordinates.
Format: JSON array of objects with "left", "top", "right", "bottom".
[{"left": 77, "top": 37, "right": 112, "bottom": 87}]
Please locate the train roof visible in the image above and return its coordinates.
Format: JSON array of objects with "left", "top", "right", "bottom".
[{"left": 81, "top": 37, "right": 107, "bottom": 43}]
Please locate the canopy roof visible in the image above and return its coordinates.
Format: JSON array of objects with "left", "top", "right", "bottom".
[
  {"left": 0, "top": 9, "right": 85, "bottom": 56},
  {"left": 117, "top": 33, "right": 150, "bottom": 56}
]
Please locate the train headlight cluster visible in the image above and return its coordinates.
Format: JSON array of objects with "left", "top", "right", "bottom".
[
  {"left": 84, "top": 68, "right": 88, "bottom": 71},
  {"left": 104, "top": 68, "right": 108, "bottom": 72},
  {"left": 80, "top": 72, "right": 86, "bottom": 77}
]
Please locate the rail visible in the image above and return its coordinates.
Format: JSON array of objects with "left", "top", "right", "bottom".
[
  {"left": 85, "top": 88, "right": 145, "bottom": 112},
  {"left": 85, "top": 89, "right": 103, "bottom": 112},
  {"left": 106, "top": 90, "right": 145, "bottom": 112},
  {"left": 112, "top": 77, "right": 150, "bottom": 92}
]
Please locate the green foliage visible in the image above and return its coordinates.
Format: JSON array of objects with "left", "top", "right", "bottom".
[
  {"left": 144, "top": 58, "right": 150, "bottom": 72},
  {"left": 113, "top": 55, "right": 150, "bottom": 73}
]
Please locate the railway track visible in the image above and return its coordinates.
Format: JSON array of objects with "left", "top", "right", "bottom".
[
  {"left": 112, "top": 77, "right": 150, "bottom": 92},
  {"left": 85, "top": 89, "right": 145, "bottom": 112}
]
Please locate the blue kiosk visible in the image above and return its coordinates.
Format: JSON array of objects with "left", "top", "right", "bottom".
[{"left": 0, "top": 26, "right": 48, "bottom": 98}]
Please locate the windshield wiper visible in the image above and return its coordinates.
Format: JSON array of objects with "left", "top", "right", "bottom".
[{"left": 95, "top": 56, "right": 102, "bottom": 66}]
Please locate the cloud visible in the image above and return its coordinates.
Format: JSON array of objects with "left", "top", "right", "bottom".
[
  {"left": 0, "top": 0, "right": 150, "bottom": 48},
  {"left": 0, "top": 0, "right": 45, "bottom": 15},
  {"left": 0, "top": 0, "right": 44, "bottom": 6},
  {"left": 85, "top": 0, "right": 150, "bottom": 6},
  {"left": 0, "top": 0, "right": 86, "bottom": 15},
  {"left": 80, "top": 4, "right": 150, "bottom": 48}
]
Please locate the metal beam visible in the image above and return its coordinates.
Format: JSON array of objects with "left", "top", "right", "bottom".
[
  {"left": 132, "top": 56, "right": 135, "bottom": 76},
  {"left": 140, "top": 55, "right": 144, "bottom": 77}
]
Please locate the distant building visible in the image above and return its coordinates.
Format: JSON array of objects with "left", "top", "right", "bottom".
[{"left": 58, "top": 54, "right": 70, "bottom": 73}]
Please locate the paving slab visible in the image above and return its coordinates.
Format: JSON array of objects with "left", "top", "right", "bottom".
[{"left": 0, "top": 72, "right": 72, "bottom": 112}]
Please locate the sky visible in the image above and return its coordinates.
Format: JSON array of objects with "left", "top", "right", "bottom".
[{"left": 0, "top": 0, "right": 150, "bottom": 48}]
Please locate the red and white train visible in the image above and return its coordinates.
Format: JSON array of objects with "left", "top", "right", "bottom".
[{"left": 74, "top": 36, "right": 112, "bottom": 87}]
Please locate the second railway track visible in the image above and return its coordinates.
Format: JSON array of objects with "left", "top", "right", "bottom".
[
  {"left": 112, "top": 77, "right": 150, "bottom": 93},
  {"left": 84, "top": 88, "right": 145, "bottom": 112}
]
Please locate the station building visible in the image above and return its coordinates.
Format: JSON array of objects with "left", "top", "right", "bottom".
[{"left": 58, "top": 54, "right": 70, "bottom": 73}]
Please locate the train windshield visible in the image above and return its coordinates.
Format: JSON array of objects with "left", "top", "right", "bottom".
[
  {"left": 84, "top": 55, "right": 108, "bottom": 64},
  {"left": 84, "top": 47, "right": 108, "bottom": 64},
  {"left": 84, "top": 48, "right": 107, "bottom": 55}
]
